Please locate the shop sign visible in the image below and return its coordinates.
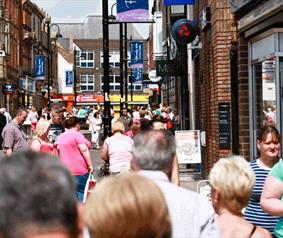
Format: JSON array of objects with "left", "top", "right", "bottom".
[
  {"left": 219, "top": 103, "right": 230, "bottom": 149},
  {"left": 164, "top": 0, "right": 195, "bottom": 5},
  {"left": 117, "top": 0, "right": 149, "bottom": 22},
  {"left": 156, "top": 60, "right": 177, "bottom": 77},
  {"left": 175, "top": 130, "right": 201, "bottom": 164},
  {"left": 148, "top": 70, "right": 161, "bottom": 82},
  {"left": 171, "top": 19, "right": 197, "bottom": 45},
  {"left": 2, "top": 83, "right": 14, "bottom": 95},
  {"left": 76, "top": 95, "right": 104, "bottom": 103}
]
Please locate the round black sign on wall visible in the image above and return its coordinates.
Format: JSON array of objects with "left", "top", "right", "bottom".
[{"left": 171, "top": 19, "right": 197, "bottom": 45}]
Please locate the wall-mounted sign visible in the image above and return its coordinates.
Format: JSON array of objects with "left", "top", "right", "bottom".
[
  {"left": 76, "top": 95, "right": 104, "bottom": 103},
  {"left": 2, "top": 83, "right": 14, "bottom": 95},
  {"left": 130, "top": 41, "right": 143, "bottom": 68},
  {"left": 65, "top": 70, "right": 73, "bottom": 87},
  {"left": 156, "top": 60, "right": 177, "bottom": 77},
  {"left": 34, "top": 55, "right": 46, "bottom": 80},
  {"left": 219, "top": 103, "right": 231, "bottom": 149},
  {"left": 171, "top": 19, "right": 197, "bottom": 44},
  {"left": 117, "top": 0, "right": 149, "bottom": 22},
  {"left": 175, "top": 130, "right": 201, "bottom": 164},
  {"left": 164, "top": 0, "right": 195, "bottom": 5}
]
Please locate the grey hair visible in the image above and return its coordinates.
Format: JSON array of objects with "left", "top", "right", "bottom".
[
  {"left": 0, "top": 151, "right": 79, "bottom": 238},
  {"left": 133, "top": 130, "right": 176, "bottom": 171}
]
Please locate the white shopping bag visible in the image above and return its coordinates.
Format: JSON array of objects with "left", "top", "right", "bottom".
[{"left": 83, "top": 172, "right": 96, "bottom": 203}]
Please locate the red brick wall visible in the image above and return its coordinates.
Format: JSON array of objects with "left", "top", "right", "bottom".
[{"left": 198, "top": 0, "right": 237, "bottom": 176}]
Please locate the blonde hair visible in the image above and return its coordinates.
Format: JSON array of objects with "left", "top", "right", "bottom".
[
  {"left": 84, "top": 174, "right": 172, "bottom": 238},
  {"left": 112, "top": 120, "right": 125, "bottom": 134},
  {"left": 35, "top": 119, "right": 50, "bottom": 137},
  {"left": 209, "top": 156, "right": 255, "bottom": 213}
]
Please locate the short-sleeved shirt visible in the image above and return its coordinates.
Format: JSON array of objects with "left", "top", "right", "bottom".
[
  {"left": 1, "top": 120, "right": 29, "bottom": 153},
  {"left": 58, "top": 129, "right": 91, "bottom": 176},
  {"left": 269, "top": 161, "right": 283, "bottom": 238},
  {"left": 105, "top": 133, "right": 133, "bottom": 173}
]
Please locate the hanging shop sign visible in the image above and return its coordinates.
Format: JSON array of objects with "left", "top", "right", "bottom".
[
  {"left": 219, "top": 103, "right": 231, "bottom": 149},
  {"left": 156, "top": 60, "right": 177, "bottom": 77},
  {"left": 171, "top": 19, "right": 197, "bottom": 44},
  {"left": 164, "top": 0, "right": 195, "bottom": 5},
  {"left": 2, "top": 83, "right": 14, "bottom": 95},
  {"left": 130, "top": 41, "right": 143, "bottom": 68},
  {"left": 34, "top": 55, "right": 46, "bottom": 80},
  {"left": 148, "top": 70, "right": 161, "bottom": 82},
  {"left": 117, "top": 0, "right": 149, "bottom": 22},
  {"left": 65, "top": 70, "right": 73, "bottom": 87},
  {"left": 175, "top": 130, "right": 201, "bottom": 164}
]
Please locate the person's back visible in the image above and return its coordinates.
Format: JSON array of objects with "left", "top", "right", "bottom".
[
  {"left": 139, "top": 170, "right": 217, "bottom": 238},
  {"left": 133, "top": 130, "right": 219, "bottom": 238},
  {"left": 217, "top": 212, "right": 270, "bottom": 238}
]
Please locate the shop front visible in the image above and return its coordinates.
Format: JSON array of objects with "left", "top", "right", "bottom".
[{"left": 234, "top": 0, "right": 283, "bottom": 159}]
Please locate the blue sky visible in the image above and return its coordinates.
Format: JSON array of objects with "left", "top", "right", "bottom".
[
  {"left": 31, "top": 0, "right": 117, "bottom": 23},
  {"left": 31, "top": 0, "right": 153, "bottom": 23}
]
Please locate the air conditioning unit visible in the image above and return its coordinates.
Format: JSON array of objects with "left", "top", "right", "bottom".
[{"left": 0, "top": 50, "right": 6, "bottom": 57}]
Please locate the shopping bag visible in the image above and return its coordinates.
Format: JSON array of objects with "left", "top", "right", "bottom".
[{"left": 83, "top": 172, "right": 96, "bottom": 203}]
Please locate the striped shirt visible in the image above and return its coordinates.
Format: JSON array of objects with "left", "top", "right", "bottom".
[{"left": 244, "top": 159, "right": 279, "bottom": 233}]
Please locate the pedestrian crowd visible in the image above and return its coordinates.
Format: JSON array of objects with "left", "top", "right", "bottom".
[{"left": 0, "top": 103, "right": 283, "bottom": 238}]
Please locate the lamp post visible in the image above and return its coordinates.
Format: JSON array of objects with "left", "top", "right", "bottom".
[
  {"left": 73, "top": 47, "right": 77, "bottom": 108},
  {"left": 109, "top": 3, "right": 124, "bottom": 116},
  {"left": 102, "top": 0, "right": 111, "bottom": 137},
  {"left": 45, "top": 17, "right": 62, "bottom": 109}
]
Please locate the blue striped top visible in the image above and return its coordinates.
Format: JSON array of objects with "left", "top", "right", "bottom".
[{"left": 243, "top": 159, "right": 279, "bottom": 233}]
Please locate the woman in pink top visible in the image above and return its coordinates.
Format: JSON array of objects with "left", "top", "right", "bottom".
[
  {"left": 58, "top": 116, "right": 93, "bottom": 202},
  {"left": 30, "top": 118, "right": 58, "bottom": 157},
  {"left": 101, "top": 120, "right": 133, "bottom": 175}
]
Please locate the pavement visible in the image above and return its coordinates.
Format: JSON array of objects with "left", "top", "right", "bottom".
[{"left": 0, "top": 148, "right": 205, "bottom": 193}]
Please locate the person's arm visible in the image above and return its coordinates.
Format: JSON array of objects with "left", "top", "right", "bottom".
[
  {"left": 261, "top": 176, "right": 283, "bottom": 216},
  {"left": 78, "top": 143, "right": 93, "bottom": 171},
  {"left": 5, "top": 148, "right": 12, "bottom": 156},
  {"left": 30, "top": 139, "right": 41, "bottom": 153},
  {"left": 101, "top": 142, "right": 109, "bottom": 161},
  {"left": 171, "top": 155, "right": 180, "bottom": 186}
]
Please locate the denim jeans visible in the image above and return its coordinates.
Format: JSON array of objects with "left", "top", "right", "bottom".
[{"left": 75, "top": 172, "right": 89, "bottom": 202}]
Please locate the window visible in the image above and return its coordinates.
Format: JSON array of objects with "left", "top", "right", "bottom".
[
  {"left": 100, "top": 51, "right": 131, "bottom": 68},
  {"left": 101, "top": 74, "right": 120, "bottom": 91},
  {"left": 75, "top": 49, "right": 81, "bottom": 67},
  {"left": 80, "top": 50, "right": 94, "bottom": 68},
  {"left": 80, "top": 74, "right": 94, "bottom": 91},
  {"left": 128, "top": 75, "right": 142, "bottom": 91}
]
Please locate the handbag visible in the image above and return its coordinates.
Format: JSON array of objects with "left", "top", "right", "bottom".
[{"left": 83, "top": 172, "right": 97, "bottom": 203}]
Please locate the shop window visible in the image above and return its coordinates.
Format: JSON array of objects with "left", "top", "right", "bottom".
[{"left": 254, "top": 59, "right": 276, "bottom": 129}]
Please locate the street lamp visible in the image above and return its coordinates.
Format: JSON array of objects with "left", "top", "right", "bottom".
[
  {"left": 102, "top": 0, "right": 111, "bottom": 137},
  {"left": 45, "top": 17, "right": 63, "bottom": 109}
]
